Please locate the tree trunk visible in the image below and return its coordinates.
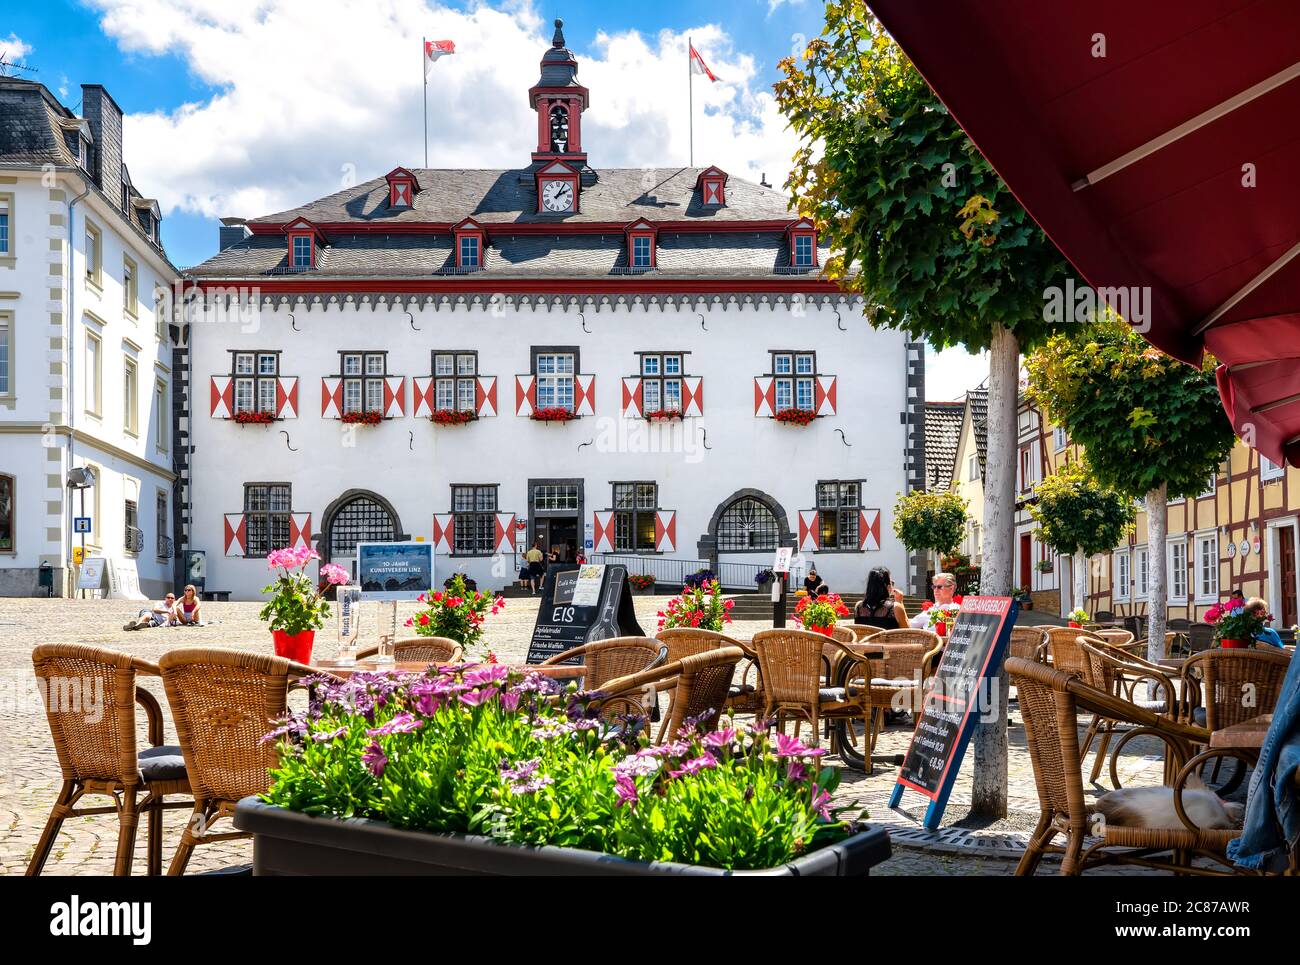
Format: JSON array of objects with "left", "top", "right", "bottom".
[
  {"left": 970, "top": 324, "right": 1017, "bottom": 820},
  {"left": 1146, "top": 483, "right": 1169, "bottom": 668},
  {"left": 1075, "top": 549, "right": 1088, "bottom": 616}
]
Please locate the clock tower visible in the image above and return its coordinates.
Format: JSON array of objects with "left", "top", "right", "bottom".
[{"left": 529, "top": 19, "right": 590, "bottom": 214}]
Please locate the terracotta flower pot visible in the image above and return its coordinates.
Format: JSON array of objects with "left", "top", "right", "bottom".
[
  {"left": 1219, "top": 638, "right": 1247, "bottom": 649},
  {"left": 935, "top": 622, "right": 948, "bottom": 638},
  {"left": 806, "top": 624, "right": 834, "bottom": 637},
  {"left": 1068, "top": 621, "right": 1082, "bottom": 629},
  {"left": 272, "top": 629, "right": 315, "bottom": 664}
]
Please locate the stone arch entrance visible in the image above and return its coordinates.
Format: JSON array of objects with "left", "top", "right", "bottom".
[
  {"left": 319, "top": 490, "right": 408, "bottom": 575},
  {"left": 696, "top": 488, "right": 795, "bottom": 564}
]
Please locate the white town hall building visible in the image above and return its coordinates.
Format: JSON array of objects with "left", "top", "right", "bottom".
[{"left": 180, "top": 21, "right": 926, "bottom": 599}]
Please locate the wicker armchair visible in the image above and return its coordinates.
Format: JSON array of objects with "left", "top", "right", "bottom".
[
  {"left": 354, "top": 636, "right": 463, "bottom": 665},
  {"left": 158, "top": 648, "right": 321, "bottom": 876},
  {"left": 655, "top": 627, "right": 763, "bottom": 715},
  {"left": 539, "top": 637, "right": 667, "bottom": 691},
  {"left": 1092, "top": 628, "right": 1135, "bottom": 649},
  {"left": 752, "top": 628, "right": 876, "bottom": 771},
  {"left": 1007, "top": 657, "right": 1248, "bottom": 876},
  {"left": 1043, "top": 626, "right": 1103, "bottom": 677},
  {"left": 27, "top": 645, "right": 192, "bottom": 876},
  {"left": 589, "top": 648, "right": 745, "bottom": 741},
  {"left": 1079, "top": 641, "right": 1182, "bottom": 783},
  {"left": 844, "top": 624, "right": 885, "bottom": 641},
  {"left": 1179, "top": 649, "right": 1291, "bottom": 732},
  {"left": 1008, "top": 626, "right": 1047, "bottom": 662}
]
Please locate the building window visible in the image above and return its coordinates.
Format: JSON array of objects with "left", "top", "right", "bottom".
[
  {"left": 816, "top": 481, "right": 861, "bottom": 550},
  {"left": 123, "top": 256, "right": 138, "bottom": 317},
  {"left": 632, "top": 235, "right": 653, "bottom": 268},
  {"left": 1135, "top": 546, "right": 1149, "bottom": 600},
  {"left": 0, "top": 312, "right": 11, "bottom": 397},
  {"left": 155, "top": 291, "right": 169, "bottom": 341},
  {"left": 451, "top": 484, "right": 498, "bottom": 555},
  {"left": 717, "top": 496, "right": 780, "bottom": 551},
  {"left": 0, "top": 473, "right": 13, "bottom": 552},
  {"left": 1169, "top": 539, "right": 1188, "bottom": 603},
  {"left": 534, "top": 352, "right": 575, "bottom": 411},
  {"left": 639, "top": 353, "right": 685, "bottom": 413},
  {"left": 1262, "top": 455, "right": 1286, "bottom": 482},
  {"left": 1200, "top": 474, "right": 1216, "bottom": 499},
  {"left": 0, "top": 193, "right": 11, "bottom": 255},
  {"left": 1113, "top": 550, "right": 1130, "bottom": 602},
  {"left": 123, "top": 357, "right": 138, "bottom": 435},
  {"left": 794, "top": 234, "right": 814, "bottom": 267},
  {"left": 156, "top": 490, "right": 170, "bottom": 560},
  {"left": 459, "top": 236, "right": 480, "bottom": 268},
  {"left": 1195, "top": 533, "right": 1219, "bottom": 603},
  {"left": 124, "top": 499, "right": 140, "bottom": 555},
  {"left": 155, "top": 379, "right": 169, "bottom": 452},
  {"left": 291, "top": 235, "right": 313, "bottom": 268},
  {"left": 770, "top": 352, "right": 816, "bottom": 413},
  {"left": 532, "top": 483, "right": 579, "bottom": 511},
  {"left": 340, "top": 352, "right": 387, "bottom": 415},
  {"left": 433, "top": 352, "right": 477, "bottom": 412},
  {"left": 613, "top": 482, "right": 658, "bottom": 551},
  {"left": 244, "top": 483, "right": 291, "bottom": 558},
  {"left": 232, "top": 352, "right": 280, "bottom": 415},
  {"left": 1053, "top": 425, "right": 1067, "bottom": 451},
  {"left": 968, "top": 455, "right": 979, "bottom": 481},
  {"left": 85, "top": 221, "right": 102, "bottom": 285},
  {"left": 85, "top": 330, "right": 102, "bottom": 416}
]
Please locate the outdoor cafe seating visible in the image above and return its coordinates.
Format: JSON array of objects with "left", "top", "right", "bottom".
[
  {"left": 655, "top": 627, "right": 765, "bottom": 715},
  {"left": 353, "top": 636, "right": 463, "bottom": 665}
]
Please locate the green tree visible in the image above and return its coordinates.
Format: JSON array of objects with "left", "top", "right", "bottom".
[
  {"left": 775, "top": 1, "right": 1078, "bottom": 817},
  {"left": 1026, "top": 317, "right": 1236, "bottom": 664},
  {"left": 1028, "top": 458, "right": 1135, "bottom": 617},
  {"left": 893, "top": 488, "right": 969, "bottom": 560}
]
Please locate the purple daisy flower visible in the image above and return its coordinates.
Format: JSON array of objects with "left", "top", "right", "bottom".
[
  {"left": 459, "top": 686, "right": 499, "bottom": 707},
  {"left": 668, "top": 753, "right": 718, "bottom": 779},
  {"left": 362, "top": 741, "right": 387, "bottom": 778},
  {"left": 614, "top": 775, "right": 638, "bottom": 809}
]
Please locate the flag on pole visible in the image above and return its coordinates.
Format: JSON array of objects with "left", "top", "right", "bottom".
[
  {"left": 425, "top": 39, "right": 455, "bottom": 76},
  {"left": 689, "top": 43, "right": 718, "bottom": 82}
]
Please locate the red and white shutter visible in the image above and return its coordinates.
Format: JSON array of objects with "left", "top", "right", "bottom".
[
  {"left": 859, "top": 509, "right": 881, "bottom": 551},
  {"left": 754, "top": 377, "right": 776, "bottom": 417},
  {"left": 432, "top": 514, "right": 455, "bottom": 553},
  {"left": 515, "top": 375, "right": 536, "bottom": 417},
  {"left": 210, "top": 377, "right": 233, "bottom": 418},
  {"left": 393, "top": 182, "right": 412, "bottom": 207},
  {"left": 475, "top": 376, "right": 497, "bottom": 417},
  {"left": 412, "top": 377, "right": 434, "bottom": 418},
  {"left": 223, "top": 513, "right": 247, "bottom": 557},
  {"left": 798, "top": 510, "right": 820, "bottom": 552},
  {"left": 383, "top": 377, "right": 405, "bottom": 418},
  {"left": 321, "top": 377, "right": 343, "bottom": 419},
  {"left": 275, "top": 377, "right": 299, "bottom": 419},
  {"left": 290, "top": 513, "right": 312, "bottom": 550},
  {"left": 682, "top": 377, "right": 703, "bottom": 417},
  {"left": 704, "top": 180, "right": 722, "bottom": 205},
  {"left": 621, "top": 378, "right": 643, "bottom": 418},
  {"left": 575, "top": 374, "right": 596, "bottom": 416},
  {"left": 654, "top": 511, "right": 677, "bottom": 553},
  {"left": 592, "top": 511, "right": 616, "bottom": 553},
  {"left": 815, "top": 376, "right": 838, "bottom": 416},
  {"left": 494, "top": 513, "right": 516, "bottom": 555}
]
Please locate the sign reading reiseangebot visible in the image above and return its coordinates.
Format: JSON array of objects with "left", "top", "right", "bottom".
[
  {"left": 889, "top": 595, "right": 1017, "bottom": 829},
  {"left": 357, "top": 542, "right": 433, "bottom": 600},
  {"left": 526, "top": 564, "right": 643, "bottom": 664}
]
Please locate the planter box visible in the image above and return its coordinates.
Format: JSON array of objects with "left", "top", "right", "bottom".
[{"left": 234, "top": 797, "right": 890, "bottom": 876}]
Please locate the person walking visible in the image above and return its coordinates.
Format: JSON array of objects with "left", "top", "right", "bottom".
[{"left": 525, "top": 539, "right": 545, "bottom": 594}]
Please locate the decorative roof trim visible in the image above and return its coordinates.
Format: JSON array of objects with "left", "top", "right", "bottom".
[{"left": 244, "top": 218, "right": 806, "bottom": 236}]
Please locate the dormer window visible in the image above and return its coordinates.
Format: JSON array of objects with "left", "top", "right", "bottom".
[
  {"left": 632, "top": 237, "right": 652, "bottom": 268},
  {"left": 460, "top": 236, "right": 480, "bottom": 268},
  {"left": 384, "top": 167, "right": 420, "bottom": 209},
  {"left": 624, "top": 220, "right": 657, "bottom": 271},
  {"left": 292, "top": 236, "right": 312, "bottom": 268},
  {"left": 284, "top": 218, "right": 323, "bottom": 270},
  {"left": 788, "top": 219, "right": 818, "bottom": 268},
  {"left": 453, "top": 218, "right": 486, "bottom": 271},
  {"left": 696, "top": 166, "right": 728, "bottom": 207}
]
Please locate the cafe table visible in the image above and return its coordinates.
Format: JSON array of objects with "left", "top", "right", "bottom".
[
  {"left": 310, "top": 658, "right": 587, "bottom": 681},
  {"left": 1209, "top": 714, "right": 1273, "bottom": 758}
]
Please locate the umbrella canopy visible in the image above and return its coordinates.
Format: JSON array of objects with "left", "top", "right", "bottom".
[{"left": 868, "top": 0, "right": 1300, "bottom": 465}]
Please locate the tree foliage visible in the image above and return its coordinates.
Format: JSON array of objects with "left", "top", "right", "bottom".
[
  {"left": 773, "top": 1, "right": 1078, "bottom": 350},
  {"left": 1025, "top": 317, "right": 1236, "bottom": 499},
  {"left": 1029, "top": 458, "right": 1135, "bottom": 558},
  {"left": 892, "top": 488, "right": 969, "bottom": 556}
]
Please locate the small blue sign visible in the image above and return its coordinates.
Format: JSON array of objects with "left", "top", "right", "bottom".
[{"left": 74, "top": 517, "right": 92, "bottom": 534}]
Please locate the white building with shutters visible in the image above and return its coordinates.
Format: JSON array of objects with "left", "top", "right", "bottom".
[{"left": 180, "top": 21, "right": 924, "bottom": 600}]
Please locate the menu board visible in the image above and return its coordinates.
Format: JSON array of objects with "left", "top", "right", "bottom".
[
  {"left": 526, "top": 564, "right": 644, "bottom": 664},
  {"left": 890, "top": 596, "right": 1016, "bottom": 828}
]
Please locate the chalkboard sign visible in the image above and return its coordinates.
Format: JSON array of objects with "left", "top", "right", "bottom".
[
  {"left": 889, "top": 596, "right": 1017, "bottom": 829},
  {"left": 526, "top": 563, "right": 644, "bottom": 664}
]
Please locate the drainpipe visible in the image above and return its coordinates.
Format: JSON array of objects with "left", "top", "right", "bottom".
[{"left": 65, "top": 170, "right": 92, "bottom": 595}]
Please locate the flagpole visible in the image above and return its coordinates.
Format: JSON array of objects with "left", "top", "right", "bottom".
[
  {"left": 688, "top": 37, "right": 693, "bottom": 167},
  {"left": 422, "top": 36, "right": 428, "bottom": 167}
]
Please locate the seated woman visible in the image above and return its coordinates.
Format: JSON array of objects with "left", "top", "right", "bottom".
[
  {"left": 1245, "top": 597, "right": 1285, "bottom": 648},
  {"left": 174, "top": 584, "right": 202, "bottom": 625},
  {"left": 854, "top": 567, "right": 908, "bottom": 629},
  {"left": 804, "top": 566, "right": 828, "bottom": 596}
]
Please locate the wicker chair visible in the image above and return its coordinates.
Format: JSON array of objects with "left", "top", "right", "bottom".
[
  {"left": 1180, "top": 649, "right": 1291, "bottom": 733},
  {"left": 539, "top": 637, "right": 667, "bottom": 691},
  {"left": 590, "top": 648, "right": 745, "bottom": 741},
  {"left": 1079, "top": 640, "right": 1181, "bottom": 783},
  {"left": 354, "top": 636, "right": 463, "bottom": 665},
  {"left": 158, "top": 648, "right": 320, "bottom": 876},
  {"left": 751, "top": 628, "right": 876, "bottom": 771},
  {"left": 1093, "top": 628, "right": 1135, "bottom": 648},
  {"left": 1007, "top": 656, "right": 1249, "bottom": 876},
  {"left": 853, "top": 634, "right": 944, "bottom": 755},
  {"left": 655, "top": 627, "right": 763, "bottom": 715},
  {"left": 844, "top": 624, "right": 885, "bottom": 642},
  {"left": 1043, "top": 626, "right": 1103, "bottom": 677},
  {"left": 27, "top": 645, "right": 192, "bottom": 876},
  {"left": 1008, "top": 626, "right": 1047, "bottom": 662}
]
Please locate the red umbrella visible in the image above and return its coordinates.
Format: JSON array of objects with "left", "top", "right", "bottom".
[{"left": 868, "top": 0, "right": 1300, "bottom": 465}]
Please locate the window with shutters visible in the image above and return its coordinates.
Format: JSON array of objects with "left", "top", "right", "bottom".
[
  {"left": 124, "top": 499, "right": 140, "bottom": 555},
  {"left": 816, "top": 481, "right": 862, "bottom": 550},
  {"left": 613, "top": 482, "right": 658, "bottom": 552},
  {"left": 231, "top": 351, "right": 280, "bottom": 414},
  {"left": 244, "top": 483, "right": 291, "bottom": 558},
  {"left": 534, "top": 351, "right": 575, "bottom": 412},
  {"left": 639, "top": 353, "right": 687, "bottom": 414},
  {"left": 769, "top": 352, "right": 816, "bottom": 413},
  {"left": 433, "top": 352, "right": 478, "bottom": 412},
  {"left": 156, "top": 490, "right": 170, "bottom": 561},
  {"left": 1113, "top": 550, "right": 1130, "bottom": 602},
  {"left": 339, "top": 351, "right": 387, "bottom": 415},
  {"left": 451, "top": 484, "right": 498, "bottom": 556}
]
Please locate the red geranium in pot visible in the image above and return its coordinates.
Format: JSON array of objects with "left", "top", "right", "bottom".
[
  {"left": 793, "top": 593, "right": 850, "bottom": 636},
  {"left": 1204, "top": 599, "right": 1265, "bottom": 649},
  {"left": 259, "top": 547, "right": 351, "bottom": 663}
]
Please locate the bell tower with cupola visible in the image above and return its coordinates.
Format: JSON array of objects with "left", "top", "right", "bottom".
[{"left": 529, "top": 19, "right": 590, "bottom": 168}]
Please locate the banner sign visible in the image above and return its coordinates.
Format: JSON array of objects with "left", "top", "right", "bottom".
[{"left": 357, "top": 542, "right": 433, "bottom": 600}]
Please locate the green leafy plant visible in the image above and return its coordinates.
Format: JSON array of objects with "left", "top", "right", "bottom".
[
  {"left": 657, "top": 580, "right": 733, "bottom": 631},
  {"left": 404, "top": 574, "right": 503, "bottom": 655},
  {"left": 627, "top": 574, "right": 656, "bottom": 590},
  {"left": 893, "top": 489, "right": 969, "bottom": 557},
  {"left": 793, "top": 593, "right": 851, "bottom": 635}
]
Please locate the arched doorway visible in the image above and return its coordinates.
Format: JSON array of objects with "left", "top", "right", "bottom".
[
  {"left": 319, "top": 489, "right": 406, "bottom": 581},
  {"left": 696, "top": 488, "right": 794, "bottom": 563}
]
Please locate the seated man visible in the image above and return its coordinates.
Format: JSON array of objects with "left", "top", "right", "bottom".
[
  {"left": 909, "top": 572, "right": 958, "bottom": 629},
  {"left": 124, "top": 592, "right": 177, "bottom": 631},
  {"left": 1245, "top": 597, "right": 1285, "bottom": 648}
]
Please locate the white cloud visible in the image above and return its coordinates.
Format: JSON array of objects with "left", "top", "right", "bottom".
[
  {"left": 0, "top": 33, "right": 33, "bottom": 64},
  {"left": 84, "top": 1, "right": 799, "bottom": 227},
  {"left": 926, "top": 345, "right": 988, "bottom": 401}
]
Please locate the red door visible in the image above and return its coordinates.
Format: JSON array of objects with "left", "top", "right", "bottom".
[
  {"left": 1280, "top": 527, "right": 1298, "bottom": 628},
  {"left": 1019, "top": 533, "right": 1032, "bottom": 591}
]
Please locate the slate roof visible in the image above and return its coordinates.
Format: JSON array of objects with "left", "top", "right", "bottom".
[
  {"left": 924, "top": 401, "right": 964, "bottom": 491},
  {"left": 0, "top": 77, "right": 80, "bottom": 166}
]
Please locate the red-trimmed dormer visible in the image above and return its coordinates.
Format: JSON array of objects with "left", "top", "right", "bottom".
[
  {"left": 624, "top": 219, "right": 657, "bottom": 270},
  {"left": 285, "top": 218, "right": 326, "bottom": 269},
  {"left": 453, "top": 218, "right": 487, "bottom": 270},
  {"left": 786, "top": 218, "right": 818, "bottom": 269},
  {"left": 385, "top": 167, "right": 421, "bottom": 209},
  {"left": 696, "top": 166, "right": 728, "bottom": 207}
]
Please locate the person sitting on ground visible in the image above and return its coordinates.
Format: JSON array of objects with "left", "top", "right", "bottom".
[
  {"left": 910, "top": 572, "right": 958, "bottom": 629},
  {"left": 804, "top": 566, "right": 828, "bottom": 596},
  {"left": 174, "top": 584, "right": 202, "bottom": 625},
  {"left": 855, "top": 567, "right": 908, "bottom": 629},
  {"left": 124, "top": 592, "right": 177, "bottom": 631},
  {"left": 1245, "top": 597, "right": 1285, "bottom": 648}
]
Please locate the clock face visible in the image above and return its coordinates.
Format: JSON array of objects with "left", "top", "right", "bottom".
[{"left": 541, "top": 179, "right": 574, "bottom": 212}]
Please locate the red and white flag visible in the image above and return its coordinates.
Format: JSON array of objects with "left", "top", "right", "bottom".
[
  {"left": 425, "top": 39, "right": 455, "bottom": 76},
  {"left": 689, "top": 43, "right": 718, "bottom": 82}
]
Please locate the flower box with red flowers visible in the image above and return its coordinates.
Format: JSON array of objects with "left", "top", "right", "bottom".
[
  {"left": 657, "top": 579, "right": 732, "bottom": 631},
  {"left": 233, "top": 410, "right": 275, "bottom": 425},
  {"left": 530, "top": 407, "right": 578, "bottom": 423},
  {"left": 430, "top": 409, "right": 476, "bottom": 426},
  {"left": 627, "top": 574, "right": 656, "bottom": 592},
  {"left": 340, "top": 411, "right": 384, "bottom": 426},
  {"left": 774, "top": 408, "right": 817, "bottom": 426},
  {"left": 645, "top": 409, "right": 683, "bottom": 422},
  {"left": 794, "top": 593, "right": 850, "bottom": 635}
]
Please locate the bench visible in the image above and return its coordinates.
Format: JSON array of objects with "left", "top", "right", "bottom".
[{"left": 200, "top": 590, "right": 232, "bottom": 602}]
